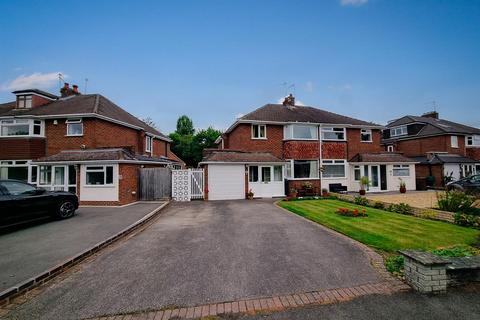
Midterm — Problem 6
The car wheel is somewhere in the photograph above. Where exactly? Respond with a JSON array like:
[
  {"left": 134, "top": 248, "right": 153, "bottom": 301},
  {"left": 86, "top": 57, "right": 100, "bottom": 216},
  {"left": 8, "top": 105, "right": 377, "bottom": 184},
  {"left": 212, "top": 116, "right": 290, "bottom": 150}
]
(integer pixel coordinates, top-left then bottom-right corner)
[{"left": 57, "top": 200, "right": 76, "bottom": 219}]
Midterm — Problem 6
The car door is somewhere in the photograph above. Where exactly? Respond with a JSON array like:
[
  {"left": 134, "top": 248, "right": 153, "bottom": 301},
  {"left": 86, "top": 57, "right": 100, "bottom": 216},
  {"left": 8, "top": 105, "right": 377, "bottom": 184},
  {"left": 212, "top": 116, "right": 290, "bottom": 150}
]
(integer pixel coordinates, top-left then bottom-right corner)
[
  {"left": 1, "top": 181, "right": 53, "bottom": 221},
  {"left": 0, "top": 185, "right": 16, "bottom": 226}
]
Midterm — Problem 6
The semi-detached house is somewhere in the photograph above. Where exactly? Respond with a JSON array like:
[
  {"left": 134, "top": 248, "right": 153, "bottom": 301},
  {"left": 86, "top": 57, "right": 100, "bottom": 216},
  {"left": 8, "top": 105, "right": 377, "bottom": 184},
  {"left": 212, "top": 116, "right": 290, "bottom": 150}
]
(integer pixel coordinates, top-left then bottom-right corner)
[
  {"left": 200, "top": 95, "right": 417, "bottom": 200},
  {"left": 0, "top": 84, "right": 184, "bottom": 206}
]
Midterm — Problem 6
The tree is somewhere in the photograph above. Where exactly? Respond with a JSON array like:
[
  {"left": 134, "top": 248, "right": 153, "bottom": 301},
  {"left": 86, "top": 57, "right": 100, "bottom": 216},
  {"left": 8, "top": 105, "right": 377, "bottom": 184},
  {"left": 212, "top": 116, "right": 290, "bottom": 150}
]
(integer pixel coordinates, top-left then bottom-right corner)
[
  {"left": 176, "top": 115, "right": 195, "bottom": 136},
  {"left": 140, "top": 117, "right": 158, "bottom": 129},
  {"left": 192, "top": 127, "right": 223, "bottom": 165}
]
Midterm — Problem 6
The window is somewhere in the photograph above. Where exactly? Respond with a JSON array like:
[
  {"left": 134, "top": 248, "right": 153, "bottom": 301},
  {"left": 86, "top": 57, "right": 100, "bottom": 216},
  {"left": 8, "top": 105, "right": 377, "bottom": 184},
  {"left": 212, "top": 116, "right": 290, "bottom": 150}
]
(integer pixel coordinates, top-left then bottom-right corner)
[
  {"left": 274, "top": 166, "right": 283, "bottom": 181},
  {"left": 387, "top": 145, "right": 394, "bottom": 152},
  {"left": 284, "top": 124, "right": 318, "bottom": 140},
  {"left": 321, "top": 127, "right": 345, "bottom": 141},
  {"left": 390, "top": 126, "right": 407, "bottom": 137},
  {"left": 0, "top": 119, "right": 43, "bottom": 137},
  {"left": 293, "top": 160, "right": 319, "bottom": 179},
  {"left": 249, "top": 166, "right": 258, "bottom": 182},
  {"left": 66, "top": 119, "right": 83, "bottom": 136},
  {"left": 322, "top": 160, "right": 346, "bottom": 178},
  {"left": 39, "top": 166, "right": 52, "bottom": 184},
  {"left": 0, "top": 160, "right": 29, "bottom": 181},
  {"left": 285, "top": 161, "right": 292, "bottom": 178},
  {"left": 360, "top": 129, "right": 372, "bottom": 142},
  {"left": 354, "top": 166, "right": 361, "bottom": 181},
  {"left": 2, "top": 181, "right": 36, "bottom": 196},
  {"left": 145, "top": 136, "right": 153, "bottom": 152},
  {"left": 261, "top": 167, "right": 271, "bottom": 182},
  {"left": 251, "top": 124, "right": 266, "bottom": 139},
  {"left": 392, "top": 165, "right": 410, "bottom": 176},
  {"left": 85, "top": 165, "right": 114, "bottom": 186},
  {"left": 467, "top": 135, "right": 480, "bottom": 147},
  {"left": 17, "top": 95, "right": 32, "bottom": 109},
  {"left": 451, "top": 136, "right": 458, "bottom": 148}
]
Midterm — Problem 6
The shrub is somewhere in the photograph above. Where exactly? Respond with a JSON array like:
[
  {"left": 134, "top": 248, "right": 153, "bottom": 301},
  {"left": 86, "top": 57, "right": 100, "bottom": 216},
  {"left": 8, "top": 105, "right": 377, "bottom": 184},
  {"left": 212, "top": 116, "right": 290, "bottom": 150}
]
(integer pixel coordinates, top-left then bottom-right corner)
[
  {"left": 354, "top": 196, "right": 369, "bottom": 206},
  {"left": 454, "top": 213, "right": 480, "bottom": 228},
  {"left": 385, "top": 255, "right": 404, "bottom": 274},
  {"left": 373, "top": 201, "right": 385, "bottom": 209},
  {"left": 431, "top": 245, "right": 480, "bottom": 257},
  {"left": 437, "top": 191, "right": 474, "bottom": 213},
  {"left": 419, "top": 210, "right": 438, "bottom": 220},
  {"left": 387, "top": 203, "right": 413, "bottom": 215}
]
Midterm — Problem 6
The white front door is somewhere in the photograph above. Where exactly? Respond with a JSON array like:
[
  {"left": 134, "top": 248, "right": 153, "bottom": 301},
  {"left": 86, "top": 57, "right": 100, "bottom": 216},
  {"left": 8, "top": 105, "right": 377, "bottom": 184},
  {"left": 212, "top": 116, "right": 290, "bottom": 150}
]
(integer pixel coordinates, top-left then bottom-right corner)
[
  {"left": 363, "top": 165, "right": 381, "bottom": 192},
  {"left": 248, "top": 165, "right": 285, "bottom": 198}
]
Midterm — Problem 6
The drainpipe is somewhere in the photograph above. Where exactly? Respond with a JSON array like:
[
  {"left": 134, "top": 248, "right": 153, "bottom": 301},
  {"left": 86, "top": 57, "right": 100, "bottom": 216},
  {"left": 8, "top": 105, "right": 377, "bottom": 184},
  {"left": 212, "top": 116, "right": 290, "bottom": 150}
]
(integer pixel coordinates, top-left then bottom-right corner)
[{"left": 318, "top": 124, "right": 323, "bottom": 193}]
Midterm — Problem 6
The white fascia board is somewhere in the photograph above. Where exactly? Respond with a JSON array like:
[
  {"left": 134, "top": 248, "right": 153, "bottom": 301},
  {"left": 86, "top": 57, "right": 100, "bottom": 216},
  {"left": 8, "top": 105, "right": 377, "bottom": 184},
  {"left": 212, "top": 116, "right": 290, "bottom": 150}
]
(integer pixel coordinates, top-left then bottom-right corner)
[
  {"left": 32, "top": 159, "right": 171, "bottom": 165},
  {"left": 349, "top": 161, "right": 419, "bottom": 165},
  {"left": 199, "top": 161, "right": 286, "bottom": 165}
]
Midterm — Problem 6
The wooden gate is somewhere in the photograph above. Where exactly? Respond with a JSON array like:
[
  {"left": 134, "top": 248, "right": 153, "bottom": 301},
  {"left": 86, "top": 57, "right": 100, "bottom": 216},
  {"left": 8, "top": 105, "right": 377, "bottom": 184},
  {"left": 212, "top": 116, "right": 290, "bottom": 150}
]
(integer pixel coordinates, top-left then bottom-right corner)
[
  {"left": 138, "top": 167, "right": 172, "bottom": 201},
  {"left": 172, "top": 169, "right": 204, "bottom": 201}
]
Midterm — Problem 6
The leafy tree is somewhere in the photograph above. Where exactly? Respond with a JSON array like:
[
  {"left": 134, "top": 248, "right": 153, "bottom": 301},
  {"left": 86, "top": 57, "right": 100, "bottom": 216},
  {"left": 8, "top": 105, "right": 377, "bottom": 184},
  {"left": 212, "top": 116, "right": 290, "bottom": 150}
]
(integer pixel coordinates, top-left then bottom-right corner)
[
  {"left": 176, "top": 115, "right": 195, "bottom": 136},
  {"left": 140, "top": 117, "right": 158, "bottom": 129},
  {"left": 192, "top": 127, "right": 223, "bottom": 165}
]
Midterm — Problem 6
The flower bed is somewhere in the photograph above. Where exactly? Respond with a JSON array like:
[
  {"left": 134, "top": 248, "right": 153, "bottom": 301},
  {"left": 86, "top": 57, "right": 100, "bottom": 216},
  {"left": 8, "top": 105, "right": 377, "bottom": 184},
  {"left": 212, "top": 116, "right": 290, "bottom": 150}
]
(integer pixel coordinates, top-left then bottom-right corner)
[{"left": 336, "top": 207, "right": 368, "bottom": 217}]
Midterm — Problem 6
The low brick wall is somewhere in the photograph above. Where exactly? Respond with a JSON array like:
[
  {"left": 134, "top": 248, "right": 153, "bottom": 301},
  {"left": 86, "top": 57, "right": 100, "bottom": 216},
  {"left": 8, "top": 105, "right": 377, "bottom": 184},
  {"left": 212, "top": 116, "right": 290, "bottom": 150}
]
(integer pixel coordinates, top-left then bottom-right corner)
[
  {"left": 400, "top": 250, "right": 449, "bottom": 293},
  {"left": 330, "top": 192, "right": 455, "bottom": 223}
]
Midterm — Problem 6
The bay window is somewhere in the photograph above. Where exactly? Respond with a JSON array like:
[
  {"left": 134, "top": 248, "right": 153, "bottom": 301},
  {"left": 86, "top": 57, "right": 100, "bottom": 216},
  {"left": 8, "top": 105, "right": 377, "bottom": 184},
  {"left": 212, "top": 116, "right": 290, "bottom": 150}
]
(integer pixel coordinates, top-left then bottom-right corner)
[
  {"left": 321, "top": 127, "right": 345, "bottom": 141},
  {"left": 291, "top": 160, "right": 319, "bottom": 179},
  {"left": 360, "top": 129, "right": 372, "bottom": 142},
  {"left": 66, "top": 119, "right": 83, "bottom": 136},
  {"left": 86, "top": 165, "right": 114, "bottom": 186},
  {"left": 392, "top": 165, "right": 410, "bottom": 176},
  {"left": 321, "top": 160, "right": 346, "bottom": 178},
  {"left": 284, "top": 124, "right": 318, "bottom": 140},
  {"left": 0, "top": 119, "right": 44, "bottom": 137}
]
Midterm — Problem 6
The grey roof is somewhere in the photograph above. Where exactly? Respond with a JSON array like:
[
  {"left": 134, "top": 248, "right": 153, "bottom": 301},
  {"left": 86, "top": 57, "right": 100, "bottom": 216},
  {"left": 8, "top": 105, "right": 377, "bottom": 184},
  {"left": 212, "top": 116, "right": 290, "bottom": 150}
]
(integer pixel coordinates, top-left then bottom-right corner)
[
  {"left": 202, "top": 150, "right": 283, "bottom": 163},
  {"left": 33, "top": 148, "right": 175, "bottom": 164},
  {"left": 238, "top": 104, "right": 380, "bottom": 127},
  {"left": 412, "top": 154, "right": 477, "bottom": 165},
  {"left": 0, "top": 94, "right": 169, "bottom": 140},
  {"left": 12, "top": 89, "right": 58, "bottom": 99},
  {"left": 349, "top": 153, "right": 416, "bottom": 163},
  {"left": 387, "top": 115, "right": 480, "bottom": 137}
]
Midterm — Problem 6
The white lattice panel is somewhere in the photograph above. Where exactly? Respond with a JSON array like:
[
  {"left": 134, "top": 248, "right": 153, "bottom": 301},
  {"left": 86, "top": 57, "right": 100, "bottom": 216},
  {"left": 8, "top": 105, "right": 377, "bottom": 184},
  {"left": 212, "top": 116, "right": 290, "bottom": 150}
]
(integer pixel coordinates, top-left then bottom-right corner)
[{"left": 172, "top": 170, "right": 191, "bottom": 201}]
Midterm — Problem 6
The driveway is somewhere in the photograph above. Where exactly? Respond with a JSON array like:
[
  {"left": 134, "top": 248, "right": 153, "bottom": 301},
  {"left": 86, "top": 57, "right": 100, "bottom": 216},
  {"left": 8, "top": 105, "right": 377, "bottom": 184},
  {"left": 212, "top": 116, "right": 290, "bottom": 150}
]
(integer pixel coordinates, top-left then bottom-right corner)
[
  {"left": 0, "top": 202, "right": 164, "bottom": 292},
  {"left": 5, "top": 200, "right": 381, "bottom": 320},
  {"left": 366, "top": 190, "right": 441, "bottom": 208}
]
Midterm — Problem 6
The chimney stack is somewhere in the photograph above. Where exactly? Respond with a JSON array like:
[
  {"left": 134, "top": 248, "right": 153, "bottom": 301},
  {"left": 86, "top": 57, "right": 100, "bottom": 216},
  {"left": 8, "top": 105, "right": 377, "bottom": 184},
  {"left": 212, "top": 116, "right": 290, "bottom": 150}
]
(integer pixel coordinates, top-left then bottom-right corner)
[
  {"left": 422, "top": 111, "right": 439, "bottom": 119},
  {"left": 282, "top": 94, "right": 295, "bottom": 108},
  {"left": 60, "top": 82, "right": 81, "bottom": 97},
  {"left": 72, "top": 84, "right": 79, "bottom": 94}
]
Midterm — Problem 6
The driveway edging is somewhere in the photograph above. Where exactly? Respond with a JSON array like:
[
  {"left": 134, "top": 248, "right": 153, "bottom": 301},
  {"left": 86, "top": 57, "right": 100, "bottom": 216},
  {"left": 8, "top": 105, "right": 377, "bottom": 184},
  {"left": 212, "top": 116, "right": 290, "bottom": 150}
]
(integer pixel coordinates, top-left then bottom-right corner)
[{"left": 0, "top": 201, "right": 170, "bottom": 307}]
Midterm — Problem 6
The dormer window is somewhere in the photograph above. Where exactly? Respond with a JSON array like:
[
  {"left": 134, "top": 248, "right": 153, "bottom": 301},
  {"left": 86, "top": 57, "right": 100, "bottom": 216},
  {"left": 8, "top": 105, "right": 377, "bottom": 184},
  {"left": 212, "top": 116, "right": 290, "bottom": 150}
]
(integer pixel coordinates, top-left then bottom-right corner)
[
  {"left": 390, "top": 125, "right": 407, "bottom": 137},
  {"left": 66, "top": 119, "right": 83, "bottom": 136},
  {"left": 17, "top": 95, "right": 32, "bottom": 109}
]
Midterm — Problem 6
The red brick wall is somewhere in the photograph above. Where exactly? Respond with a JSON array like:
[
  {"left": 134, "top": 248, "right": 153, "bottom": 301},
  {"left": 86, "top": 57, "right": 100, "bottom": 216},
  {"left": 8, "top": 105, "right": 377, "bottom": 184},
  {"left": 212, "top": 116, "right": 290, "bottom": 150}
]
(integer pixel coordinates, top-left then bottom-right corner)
[
  {"left": 323, "top": 142, "right": 347, "bottom": 159},
  {"left": 153, "top": 139, "right": 168, "bottom": 158},
  {"left": 0, "top": 137, "right": 46, "bottom": 159},
  {"left": 94, "top": 119, "right": 140, "bottom": 152},
  {"left": 284, "top": 141, "right": 319, "bottom": 159},
  {"left": 347, "top": 129, "right": 382, "bottom": 158},
  {"left": 45, "top": 118, "right": 97, "bottom": 155},
  {"left": 415, "top": 163, "right": 444, "bottom": 189},
  {"left": 396, "top": 135, "right": 466, "bottom": 157},
  {"left": 225, "top": 124, "right": 284, "bottom": 158},
  {"left": 118, "top": 164, "right": 139, "bottom": 205},
  {"left": 31, "top": 95, "right": 52, "bottom": 108},
  {"left": 466, "top": 147, "right": 480, "bottom": 161},
  {"left": 287, "top": 179, "right": 321, "bottom": 196}
]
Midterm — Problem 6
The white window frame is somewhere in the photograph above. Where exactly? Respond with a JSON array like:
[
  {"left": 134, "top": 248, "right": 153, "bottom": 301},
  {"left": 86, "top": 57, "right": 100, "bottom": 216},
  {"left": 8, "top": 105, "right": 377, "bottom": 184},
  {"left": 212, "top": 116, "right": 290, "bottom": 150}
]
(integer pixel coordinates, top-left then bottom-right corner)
[
  {"left": 321, "top": 127, "right": 346, "bottom": 141},
  {"left": 283, "top": 124, "right": 318, "bottom": 140},
  {"left": 286, "top": 159, "right": 319, "bottom": 180},
  {"left": 66, "top": 118, "right": 83, "bottom": 136},
  {"left": 390, "top": 125, "right": 407, "bottom": 137},
  {"left": 466, "top": 135, "right": 480, "bottom": 147},
  {"left": 251, "top": 124, "right": 267, "bottom": 139},
  {"left": 0, "top": 159, "right": 31, "bottom": 181},
  {"left": 0, "top": 119, "right": 44, "bottom": 137},
  {"left": 360, "top": 129, "right": 372, "bottom": 142},
  {"left": 85, "top": 165, "right": 114, "bottom": 187},
  {"left": 451, "top": 135, "right": 458, "bottom": 148},
  {"left": 387, "top": 145, "right": 394, "bottom": 152},
  {"left": 321, "top": 159, "right": 346, "bottom": 179},
  {"left": 145, "top": 135, "right": 153, "bottom": 152},
  {"left": 17, "top": 95, "right": 32, "bottom": 109},
  {"left": 354, "top": 165, "right": 361, "bottom": 181},
  {"left": 392, "top": 164, "right": 410, "bottom": 177}
]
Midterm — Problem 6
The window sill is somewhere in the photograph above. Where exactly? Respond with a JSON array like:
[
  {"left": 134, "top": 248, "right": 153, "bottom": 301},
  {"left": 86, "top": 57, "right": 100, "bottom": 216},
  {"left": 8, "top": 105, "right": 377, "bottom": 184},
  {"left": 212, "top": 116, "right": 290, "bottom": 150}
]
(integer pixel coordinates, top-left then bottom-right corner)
[
  {"left": 360, "top": 141, "right": 373, "bottom": 143},
  {"left": 65, "top": 134, "right": 84, "bottom": 137},
  {"left": 84, "top": 184, "right": 115, "bottom": 188},
  {"left": 251, "top": 137, "right": 267, "bottom": 140},
  {"left": 466, "top": 145, "right": 480, "bottom": 148},
  {"left": 0, "top": 135, "right": 45, "bottom": 138},
  {"left": 283, "top": 139, "right": 318, "bottom": 141},
  {"left": 322, "top": 139, "right": 346, "bottom": 142},
  {"left": 322, "top": 176, "right": 348, "bottom": 180},
  {"left": 286, "top": 178, "right": 320, "bottom": 181}
]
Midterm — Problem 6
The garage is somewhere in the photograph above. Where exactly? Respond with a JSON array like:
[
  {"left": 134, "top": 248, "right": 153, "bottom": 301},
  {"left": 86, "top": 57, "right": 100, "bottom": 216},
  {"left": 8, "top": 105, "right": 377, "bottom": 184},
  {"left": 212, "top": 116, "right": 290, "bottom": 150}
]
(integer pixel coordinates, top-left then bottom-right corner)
[{"left": 207, "top": 164, "right": 245, "bottom": 200}]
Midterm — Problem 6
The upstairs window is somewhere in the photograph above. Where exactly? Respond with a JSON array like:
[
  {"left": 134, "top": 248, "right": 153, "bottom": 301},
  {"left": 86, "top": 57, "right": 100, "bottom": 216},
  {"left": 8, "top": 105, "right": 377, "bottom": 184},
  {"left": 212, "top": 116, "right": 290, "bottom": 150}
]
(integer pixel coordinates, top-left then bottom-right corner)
[
  {"left": 467, "top": 135, "right": 480, "bottom": 146},
  {"left": 360, "top": 129, "right": 372, "bottom": 142},
  {"left": 390, "top": 125, "right": 407, "bottom": 137},
  {"left": 451, "top": 135, "right": 458, "bottom": 148},
  {"left": 0, "top": 119, "right": 44, "bottom": 137},
  {"left": 17, "top": 95, "right": 32, "bottom": 109},
  {"left": 251, "top": 124, "right": 266, "bottom": 139},
  {"left": 321, "top": 127, "right": 346, "bottom": 141},
  {"left": 145, "top": 136, "right": 153, "bottom": 152},
  {"left": 284, "top": 124, "right": 318, "bottom": 140},
  {"left": 66, "top": 119, "right": 83, "bottom": 136}
]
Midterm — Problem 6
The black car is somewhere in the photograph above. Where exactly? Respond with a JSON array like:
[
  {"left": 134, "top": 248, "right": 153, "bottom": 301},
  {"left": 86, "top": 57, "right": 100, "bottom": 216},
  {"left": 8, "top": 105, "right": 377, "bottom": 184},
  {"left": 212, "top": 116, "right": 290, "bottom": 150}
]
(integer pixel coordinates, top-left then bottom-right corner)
[
  {"left": 0, "top": 180, "right": 79, "bottom": 228},
  {"left": 446, "top": 174, "right": 480, "bottom": 194}
]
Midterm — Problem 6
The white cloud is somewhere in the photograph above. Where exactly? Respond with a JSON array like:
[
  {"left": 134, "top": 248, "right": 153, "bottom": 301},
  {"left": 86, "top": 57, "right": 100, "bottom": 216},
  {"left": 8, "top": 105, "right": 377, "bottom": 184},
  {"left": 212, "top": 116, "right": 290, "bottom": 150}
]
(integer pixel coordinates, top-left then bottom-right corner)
[
  {"left": 340, "top": 0, "right": 368, "bottom": 6},
  {"left": 1, "top": 72, "right": 66, "bottom": 91},
  {"left": 305, "top": 81, "right": 314, "bottom": 92}
]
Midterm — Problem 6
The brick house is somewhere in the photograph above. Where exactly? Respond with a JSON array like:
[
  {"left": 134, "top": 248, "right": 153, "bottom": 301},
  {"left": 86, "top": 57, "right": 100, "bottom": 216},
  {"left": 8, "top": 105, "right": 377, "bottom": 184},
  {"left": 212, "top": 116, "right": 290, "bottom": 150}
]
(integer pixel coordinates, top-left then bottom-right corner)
[
  {"left": 382, "top": 111, "right": 480, "bottom": 188},
  {"left": 0, "top": 84, "right": 184, "bottom": 206},
  {"left": 200, "top": 95, "right": 416, "bottom": 200}
]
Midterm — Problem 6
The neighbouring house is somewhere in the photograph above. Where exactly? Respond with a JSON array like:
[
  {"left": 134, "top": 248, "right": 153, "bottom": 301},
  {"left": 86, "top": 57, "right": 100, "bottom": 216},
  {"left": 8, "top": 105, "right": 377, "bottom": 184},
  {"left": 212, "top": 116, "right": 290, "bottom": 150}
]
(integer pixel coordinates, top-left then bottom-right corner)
[
  {"left": 199, "top": 94, "right": 417, "bottom": 200},
  {"left": 0, "top": 84, "right": 184, "bottom": 205},
  {"left": 382, "top": 111, "right": 480, "bottom": 189}
]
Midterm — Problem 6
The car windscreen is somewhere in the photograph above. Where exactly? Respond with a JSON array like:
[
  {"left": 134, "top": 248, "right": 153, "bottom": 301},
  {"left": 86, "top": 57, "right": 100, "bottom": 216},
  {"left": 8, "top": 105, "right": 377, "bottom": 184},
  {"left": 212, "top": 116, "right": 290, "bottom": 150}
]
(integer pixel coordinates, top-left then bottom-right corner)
[{"left": 1, "top": 181, "right": 37, "bottom": 196}]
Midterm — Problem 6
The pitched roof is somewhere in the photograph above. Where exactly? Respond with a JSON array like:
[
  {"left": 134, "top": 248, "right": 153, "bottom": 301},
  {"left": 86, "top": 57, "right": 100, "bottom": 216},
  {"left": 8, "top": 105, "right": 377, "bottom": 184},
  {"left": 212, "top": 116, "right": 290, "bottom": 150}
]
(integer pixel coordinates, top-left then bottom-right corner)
[
  {"left": 236, "top": 104, "right": 381, "bottom": 127},
  {"left": 0, "top": 94, "right": 169, "bottom": 141},
  {"left": 201, "top": 150, "right": 283, "bottom": 163},
  {"left": 412, "top": 154, "right": 478, "bottom": 165},
  {"left": 12, "top": 89, "right": 58, "bottom": 99},
  {"left": 33, "top": 148, "right": 175, "bottom": 164},
  {"left": 349, "top": 153, "right": 417, "bottom": 163},
  {"left": 386, "top": 115, "right": 480, "bottom": 137}
]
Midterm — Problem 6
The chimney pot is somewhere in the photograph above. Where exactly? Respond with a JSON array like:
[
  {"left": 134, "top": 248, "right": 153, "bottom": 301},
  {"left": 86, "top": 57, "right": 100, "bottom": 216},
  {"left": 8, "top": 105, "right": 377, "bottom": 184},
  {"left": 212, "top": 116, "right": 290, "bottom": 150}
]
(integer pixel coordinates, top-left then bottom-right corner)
[
  {"left": 422, "top": 111, "right": 439, "bottom": 119},
  {"left": 282, "top": 94, "right": 295, "bottom": 108},
  {"left": 72, "top": 85, "right": 78, "bottom": 93}
]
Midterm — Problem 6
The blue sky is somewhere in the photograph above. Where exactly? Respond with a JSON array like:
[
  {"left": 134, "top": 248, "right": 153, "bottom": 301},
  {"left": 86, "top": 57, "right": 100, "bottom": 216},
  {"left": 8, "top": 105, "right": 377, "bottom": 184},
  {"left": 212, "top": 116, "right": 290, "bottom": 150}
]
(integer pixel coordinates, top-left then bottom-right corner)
[{"left": 0, "top": 0, "right": 479, "bottom": 133}]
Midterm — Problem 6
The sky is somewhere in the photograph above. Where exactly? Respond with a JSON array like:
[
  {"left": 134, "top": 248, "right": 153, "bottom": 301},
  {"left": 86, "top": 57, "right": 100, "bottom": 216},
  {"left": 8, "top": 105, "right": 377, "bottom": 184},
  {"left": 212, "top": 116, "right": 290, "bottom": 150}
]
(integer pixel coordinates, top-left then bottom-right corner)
[{"left": 0, "top": 0, "right": 479, "bottom": 134}]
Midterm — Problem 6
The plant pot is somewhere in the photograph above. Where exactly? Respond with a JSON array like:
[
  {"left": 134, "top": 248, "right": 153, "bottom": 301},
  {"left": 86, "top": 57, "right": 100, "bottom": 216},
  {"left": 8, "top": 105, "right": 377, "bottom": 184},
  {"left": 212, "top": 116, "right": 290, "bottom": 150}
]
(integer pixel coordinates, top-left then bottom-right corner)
[
  {"left": 359, "top": 189, "right": 366, "bottom": 196},
  {"left": 400, "top": 187, "right": 406, "bottom": 194}
]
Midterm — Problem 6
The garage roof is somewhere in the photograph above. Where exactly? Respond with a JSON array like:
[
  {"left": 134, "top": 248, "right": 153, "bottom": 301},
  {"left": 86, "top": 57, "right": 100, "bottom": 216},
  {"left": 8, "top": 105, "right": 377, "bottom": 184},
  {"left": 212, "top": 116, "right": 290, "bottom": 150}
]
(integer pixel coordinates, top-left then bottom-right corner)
[
  {"left": 349, "top": 153, "right": 417, "bottom": 163},
  {"left": 201, "top": 150, "right": 283, "bottom": 164}
]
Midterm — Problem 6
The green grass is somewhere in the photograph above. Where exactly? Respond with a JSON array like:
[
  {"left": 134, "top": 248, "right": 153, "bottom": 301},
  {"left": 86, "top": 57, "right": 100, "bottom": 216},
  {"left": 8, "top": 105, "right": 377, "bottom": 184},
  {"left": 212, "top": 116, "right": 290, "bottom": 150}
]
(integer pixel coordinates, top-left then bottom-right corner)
[{"left": 279, "top": 199, "right": 480, "bottom": 253}]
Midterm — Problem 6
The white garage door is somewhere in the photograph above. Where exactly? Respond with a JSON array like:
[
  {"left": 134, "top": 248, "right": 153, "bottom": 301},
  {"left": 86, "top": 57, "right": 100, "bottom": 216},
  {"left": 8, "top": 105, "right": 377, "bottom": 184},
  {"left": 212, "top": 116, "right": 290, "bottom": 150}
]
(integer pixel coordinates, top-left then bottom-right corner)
[{"left": 208, "top": 164, "right": 245, "bottom": 200}]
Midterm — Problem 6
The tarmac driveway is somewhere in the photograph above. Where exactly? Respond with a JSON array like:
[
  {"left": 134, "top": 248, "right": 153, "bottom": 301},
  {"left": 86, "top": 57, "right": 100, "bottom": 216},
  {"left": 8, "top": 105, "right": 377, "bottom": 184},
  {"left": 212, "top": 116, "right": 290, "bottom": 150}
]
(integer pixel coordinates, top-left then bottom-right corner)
[
  {"left": 0, "top": 202, "right": 164, "bottom": 292},
  {"left": 6, "top": 199, "right": 381, "bottom": 320}
]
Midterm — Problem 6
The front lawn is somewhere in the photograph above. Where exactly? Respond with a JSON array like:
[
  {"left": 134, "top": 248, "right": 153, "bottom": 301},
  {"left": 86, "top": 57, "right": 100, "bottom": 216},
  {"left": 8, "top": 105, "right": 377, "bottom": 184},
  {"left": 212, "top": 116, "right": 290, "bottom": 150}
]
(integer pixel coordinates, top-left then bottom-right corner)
[{"left": 279, "top": 199, "right": 480, "bottom": 253}]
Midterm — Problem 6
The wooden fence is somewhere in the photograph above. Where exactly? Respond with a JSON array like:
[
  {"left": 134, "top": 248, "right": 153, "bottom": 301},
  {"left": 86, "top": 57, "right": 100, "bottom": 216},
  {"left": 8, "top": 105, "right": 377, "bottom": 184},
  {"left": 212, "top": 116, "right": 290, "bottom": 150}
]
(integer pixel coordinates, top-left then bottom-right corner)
[{"left": 139, "top": 167, "right": 172, "bottom": 200}]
